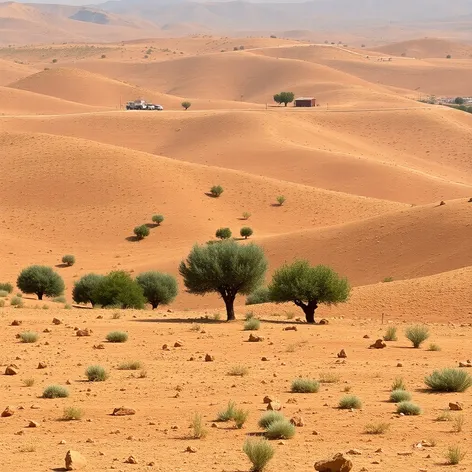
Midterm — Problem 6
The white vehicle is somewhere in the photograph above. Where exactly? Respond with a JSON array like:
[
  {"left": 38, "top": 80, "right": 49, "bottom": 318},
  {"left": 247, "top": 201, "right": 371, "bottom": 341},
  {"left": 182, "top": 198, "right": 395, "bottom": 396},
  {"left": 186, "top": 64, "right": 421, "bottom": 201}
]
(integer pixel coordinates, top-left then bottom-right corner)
[{"left": 126, "top": 100, "right": 164, "bottom": 111}]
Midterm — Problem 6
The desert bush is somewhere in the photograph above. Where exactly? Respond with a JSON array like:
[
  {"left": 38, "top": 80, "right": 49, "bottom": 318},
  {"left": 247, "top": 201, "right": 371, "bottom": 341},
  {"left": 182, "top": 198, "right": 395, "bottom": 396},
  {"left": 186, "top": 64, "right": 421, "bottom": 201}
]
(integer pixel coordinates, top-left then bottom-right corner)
[
  {"left": 190, "top": 413, "right": 207, "bottom": 438},
  {"left": 73, "top": 273, "right": 104, "bottom": 307},
  {"left": 391, "top": 377, "right": 406, "bottom": 391},
  {"left": 53, "top": 296, "right": 67, "bottom": 303},
  {"left": 428, "top": 343, "right": 441, "bottom": 351},
  {"left": 339, "top": 395, "right": 362, "bottom": 409},
  {"left": 273, "top": 92, "right": 294, "bottom": 107},
  {"left": 215, "top": 227, "right": 232, "bottom": 240},
  {"left": 0, "top": 290, "right": 8, "bottom": 298},
  {"left": 382, "top": 276, "right": 394, "bottom": 282},
  {"left": 0, "top": 300, "right": 4, "bottom": 307},
  {"left": 52, "top": 58, "right": 57, "bottom": 63},
  {"left": 10, "top": 296, "right": 24, "bottom": 307},
  {"left": 43, "top": 385, "right": 69, "bottom": 398},
  {"left": 106, "top": 331, "right": 128, "bottom": 343},
  {"left": 258, "top": 411, "right": 285, "bottom": 429},
  {"left": 276, "top": 195, "right": 286, "bottom": 206},
  {"left": 152, "top": 214, "right": 164, "bottom": 226},
  {"left": 291, "top": 378, "right": 320, "bottom": 393},
  {"left": 396, "top": 401, "right": 421, "bottom": 415},
  {"left": 62, "top": 255, "right": 75, "bottom": 266},
  {"left": 190, "top": 323, "right": 201, "bottom": 332},
  {"left": 101, "top": 54, "right": 106, "bottom": 59},
  {"left": 245, "top": 311, "right": 255, "bottom": 320},
  {"left": 228, "top": 365, "right": 250, "bottom": 376},
  {"left": 405, "top": 324, "right": 430, "bottom": 348},
  {"left": 0, "top": 282, "right": 13, "bottom": 293},
  {"left": 179, "top": 240, "right": 267, "bottom": 321},
  {"left": 136, "top": 271, "right": 178, "bottom": 309},
  {"left": 364, "top": 422, "right": 390, "bottom": 434},
  {"left": 246, "top": 286, "right": 270, "bottom": 305},
  {"left": 436, "top": 411, "right": 452, "bottom": 422},
  {"left": 234, "top": 408, "right": 249, "bottom": 429},
  {"left": 23, "top": 378, "right": 35, "bottom": 387},
  {"left": 240, "top": 227, "right": 253, "bottom": 239},
  {"left": 424, "top": 368, "right": 472, "bottom": 392},
  {"left": 383, "top": 326, "right": 398, "bottom": 341},
  {"left": 265, "top": 419, "right": 296, "bottom": 439},
  {"left": 181, "top": 101, "right": 192, "bottom": 110},
  {"left": 244, "top": 317, "right": 261, "bottom": 331},
  {"left": 210, "top": 185, "right": 224, "bottom": 197},
  {"left": 62, "top": 406, "right": 83, "bottom": 421},
  {"left": 93, "top": 271, "right": 145, "bottom": 309},
  {"left": 118, "top": 360, "right": 142, "bottom": 370},
  {"left": 17, "top": 265, "right": 65, "bottom": 300},
  {"left": 243, "top": 438, "right": 274, "bottom": 472},
  {"left": 452, "top": 414, "right": 465, "bottom": 433},
  {"left": 64, "top": 304, "right": 72, "bottom": 309},
  {"left": 242, "top": 212, "right": 251, "bottom": 220},
  {"left": 85, "top": 365, "right": 109, "bottom": 381},
  {"left": 20, "top": 331, "right": 38, "bottom": 343},
  {"left": 319, "top": 372, "right": 340, "bottom": 384},
  {"left": 446, "top": 446, "right": 465, "bottom": 465},
  {"left": 217, "top": 401, "right": 236, "bottom": 422},
  {"left": 390, "top": 389, "right": 412, "bottom": 403},
  {"left": 134, "top": 224, "right": 150, "bottom": 240},
  {"left": 269, "top": 260, "right": 350, "bottom": 323}
]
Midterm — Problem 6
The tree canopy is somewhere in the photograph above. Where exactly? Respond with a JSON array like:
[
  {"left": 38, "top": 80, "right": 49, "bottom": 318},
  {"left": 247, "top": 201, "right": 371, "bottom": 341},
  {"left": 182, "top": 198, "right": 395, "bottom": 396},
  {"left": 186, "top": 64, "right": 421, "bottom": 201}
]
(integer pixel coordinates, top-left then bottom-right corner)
[
  {"left": 268, "top": 260, "right": 350, "bottom": 323},
  {"left": 17, "top": 265, "right": 65, "bottom": 300},
  {"left": 136, "top": 271, "right": 178, "bottom": 309},
  {"left": 72, "top": 273, "right": 104, "bottom": 307},
  {"left": 274, "top": 92, "right": 295, "bottom": 107},
  {"left": 179, "top": 240, "right": 268, "bottom": 320},
  {"left": 93, "top": 271, "right": 145, "bottom": 309}
]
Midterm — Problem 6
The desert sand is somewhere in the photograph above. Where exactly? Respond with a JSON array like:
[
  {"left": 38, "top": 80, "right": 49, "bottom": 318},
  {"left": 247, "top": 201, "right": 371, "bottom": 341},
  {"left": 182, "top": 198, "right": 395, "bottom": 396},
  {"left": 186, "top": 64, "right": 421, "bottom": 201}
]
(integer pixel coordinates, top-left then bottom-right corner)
[{"left": 1, "top": 26, "right": 472, "bottom": 472}]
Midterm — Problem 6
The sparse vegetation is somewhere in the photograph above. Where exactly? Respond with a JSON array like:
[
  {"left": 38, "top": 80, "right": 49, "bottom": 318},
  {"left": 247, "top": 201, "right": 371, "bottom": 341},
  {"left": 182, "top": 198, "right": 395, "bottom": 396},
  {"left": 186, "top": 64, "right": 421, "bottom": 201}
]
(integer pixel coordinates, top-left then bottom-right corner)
[
  {"left": 43, "top": 385, "right": 69, "bottom": 398},
  {"left": 273, "top": 91, "right": 295, "bottom": 107},
  {"left": 20, "top": 331, "right": 39, "bottom": 343},
  {"left": 276, "top": 195, "right": 286, "bottom": 206},
  {"left": 405, "top": 324, "right": 430, "bottom": 348},
  {"left": 17, "top": 265, "right": 65, "bottom": 300},
  {"left": 217, "top": 401, "right": 236, "bottom": 422},
  {"left": 390, "top": 389, "right": 412, "bottom": 403},
  {"left": 106, "top": 331, "right": 129, "bottom": 343},
  {"left": 215, "top": 227, "right": 232, "bottom": 240},
  {"left": 382, "top": 276, "right": 394, "bottom": 282},
  {"left": 0, "top": 282, "right": 13, "bottom": 293},
  {"left": 244, "top": 317, "right": 261, "bottom": 331},
  {"left": 428, "top": 343, "right": 441, "bottom": 351},
  {"left": 72, "top": 273, "right": 104, "bottom": 307},
  {"left": 61, "top": 254, "right": 75, "bottom": 266},
  {"left": 62, "top": 406, "right": 83, "bottom": 421},
  {"left": 233, "top": 408, "right": 249, "bottom": 428},
  {"left": 258, "top": 411, "right": 285, "bottom": 429},
  {"left": 228, "top": 365, "right": 250, "bottom": 376},
  {"left": 265, "top": 419, "right": 296, "bottom": 439},
  {"left": 0, "top": 290, "right": 8, "bottom": 298},
  {"left": 240, "top": 227, "right": 253, "bottom": 239},
  {"left": 134, "top": 224, "right": 150, "bottom": 240},
  {"left": 291, "top": 378, "right": 320, "bottom": 393},
  {"left": 246, "top": 286, "right": 270, "bottom": 305},
  {"left": 93, "top": 271, "right": 145, "bottom": 309},
  {"left": 23, "top": 378, "right": 35, "bottom": 387},
  {"left": 339, "top": 395, "right": 362, "bottom": 409},
  {"left": 424, "top": 368, "right": 472, "bottom": 392},
  {"left": 210, "top": 185, "right": 224, "bottom": 197},
  {"left": 52, "top": 296, "right": 67, "bottom": 303},
  {"left": 396, "top": 401, "right": 421, "bottom": 415},
  {"left": 452, "top": 414, "right": 465, "bottom": 433},
  {"left": 436, "top": 411, "right": 452, "bottom": 422},
  {"left": 179, "top": 240, "right": 267, "bottom": 321},
  {"left": 152, "top": 214, "right": 164, "bottom": 226},
  {"left": 243, "top": 438, "right": 275, "bottom": 472},
  {"left": 364, "top": 422, "right": 390, "bottom": 434},
  {"left": 118, "top": 360, "right": 142, "bottom": 370},
  {"left": 268, "top": 260, "right": 350, "bottom": 323},
  {"left": 85, "top": 365, "right": 109, "bottom": 382},
  {"left": 10, "top": 296, "right": 24, "bottom": 307},
  {"left": 182, "top": 101, "right": 192, "bottom": 110},
  {"left": 319, "top": 372, "right": 340, "bottom": 384},
  {"left": 391, "top": 377, "right": 406, "bottom": 391},
  {"left": 136, "top": 271, "right": 178, "bottom": 309},
  {"left": 446, "top": 446, "right": 465, "bottom": 465},
  {"left": 242, "top": 212, "right": 251, "bottom": 220},
  {"left": 190, "top": 413, "right": 207, "bottom": 439},
  {"left": 384, "top": 326, "right": 398, "bottom": 341}
]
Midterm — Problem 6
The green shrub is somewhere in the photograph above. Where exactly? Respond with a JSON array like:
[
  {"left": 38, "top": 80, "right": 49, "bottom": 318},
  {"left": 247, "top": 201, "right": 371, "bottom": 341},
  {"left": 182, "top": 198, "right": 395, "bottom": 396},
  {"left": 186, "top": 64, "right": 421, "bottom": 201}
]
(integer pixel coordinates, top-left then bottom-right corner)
[
  {"left": 20, "top": 332, "right": 38, "bottom": 343},
  {"left": 17, "top": 265, "right": 65, "bottom": 300},
  {"left": 64, "top": 304, "right": 72, "bottom": 309},
  {"left": 244, "top": 317, "right": 261, "bottom": 330},
  {"left": 0, "top": 282, "right": 13, "bottom": 293},
  {"left": 93, "top": 271, "right": 145, "bottom": 309},
  {"left": 152, "top": 214, "right": 164, "bottom": 226},
  {"left": 339, "top": 395, "right": 362, "bottom": 409},
  {"left": 390, "top": 389, "right": 412, "bottom": 403},
  {"left": 217, "top": 401, "right": 236, "bottom": 422},
  {"left": 181, "top": 101, "right": 192, "bottom": 110},
  {"left": 106, "top": 331, "right": 128, "bottom": 343},
  {"left": 258, "top": 411, "right": 285, "bottom": 429},
  {"left": 364, "top": 422, "right": 390, "bottom": 434},
  {"left": 242, "top": 212, "right": 251, "bottom": 220},
  {"left": 428, "top": 343, "right": 441, "bottom": 351},
  {"left": 52, "top": 58, "right": 58, "bottom": 63},
  {"left": 118, "top": 360, "right": 142, "bottom": 370},
  {"left": 62, "top": 406, "right": 83, "bottom": 420},
  {"left": 405, "top": 324, "right": 430, "bottom": 348},
  {"left": 243, "top": 439, "right": 275, "bottom": 472},
  {"left": 452, "top": 414, "right": 465, "bottom": 433},
  {"left": 446, "top": 445, "right": 465, "bottom": 465},
  {"left": 276, "top": 195, "right": 286, "bottom": 206},
  {"left": 23, "top": 378, "right": 35, "bottom": 387},
  {"left": 53, "top": 296, "right": 67, "bottom": 303},
  {"left": 396, "top": 401, "right": 421, "bottom": 415},
  {"left": 136, "top": 271, "right": 178, "bottom": 309},
  {"left": 190, "top": 413, "right": 207, "bottom": 438},
  {"left": 85, "top": 365, "right": 109, "bottom": 382},
  {"left": 62, "top": 255, "right": 75, "bottom": 266},
  {"left": 424, "top": 368, "right": 472, "bottom": 392},
  {"left": 382, "top": 276, "right": 394, "bottom": 283},
  {"left": 43, "top": 385, "right": 69, "bottom": 398},
  {"left": 246, "top": 286, "right": 270, "bottom": 305},
  {"left": 215, "top": 227, "right": 232, "bottom": 240},
  {"left": 134, "top": 224, "right": 150, "bottom": 240},
  {"left": 0, "top": 290, "right": 8, "bottom": 298},
  {"left": 240, "top": 227, "right": 253, "bottom": 239},
  {"left": 391, "top": 377, "right": 406, "bottom": 391},
  {"left": 210, "top": 185, "right": 224, "bottom": 197},
  {"left": 291, "top": 378, "right": 320, "bottom": 393},
  {"left": 73, "top": 273, "right": 104, "bottom": 307},
  {"left": 383, "top": 326, "right": 398, "bottom": 341},
  {"left": 265, "top": 419, "right": 295, "bottom": 439},
  {"left": 228, "top": 365, "right": 250, "bottom": 376},
  {"left": 234, "top": 408, "right": 249, "bottom": 429}
]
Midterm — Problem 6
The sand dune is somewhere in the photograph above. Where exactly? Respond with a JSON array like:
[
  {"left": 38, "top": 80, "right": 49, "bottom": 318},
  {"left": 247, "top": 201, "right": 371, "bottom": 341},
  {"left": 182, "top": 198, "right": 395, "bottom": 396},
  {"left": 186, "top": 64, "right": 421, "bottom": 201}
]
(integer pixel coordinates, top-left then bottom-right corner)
[{"left": 0, "top": 58, "right": 37, "bottom": 86}]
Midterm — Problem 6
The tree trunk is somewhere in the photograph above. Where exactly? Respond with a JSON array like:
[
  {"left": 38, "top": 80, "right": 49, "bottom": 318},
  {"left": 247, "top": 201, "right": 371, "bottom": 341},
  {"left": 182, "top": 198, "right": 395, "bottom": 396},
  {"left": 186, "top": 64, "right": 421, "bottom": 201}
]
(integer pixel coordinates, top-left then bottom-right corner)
[
  {"left": 295, "top": 300, "right": 318, "bottom": 324},
  {"left": 151, "top": 302, "right": 159, "bottom": 310},
  {"left": 37, "top": 292, "right": 43, "bottom": 300},
  {"left": 223, "top": 295, "right": 236, "bottom": 321}
]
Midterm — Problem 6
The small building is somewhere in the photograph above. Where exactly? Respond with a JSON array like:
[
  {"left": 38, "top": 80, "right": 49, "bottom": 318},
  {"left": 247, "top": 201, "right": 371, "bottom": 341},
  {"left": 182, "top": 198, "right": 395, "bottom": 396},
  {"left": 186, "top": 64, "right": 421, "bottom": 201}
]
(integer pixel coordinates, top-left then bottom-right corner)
[{"left": 294, "top": 97, "right": 316, "bottom": 107}]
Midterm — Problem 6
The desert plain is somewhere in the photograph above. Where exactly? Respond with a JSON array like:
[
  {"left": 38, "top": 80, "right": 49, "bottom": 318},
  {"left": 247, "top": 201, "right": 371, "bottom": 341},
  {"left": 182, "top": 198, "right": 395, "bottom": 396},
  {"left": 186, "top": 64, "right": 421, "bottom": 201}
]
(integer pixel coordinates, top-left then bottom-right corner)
[{"left": 1, "top": 3, "right": 472, "bottom": 470}]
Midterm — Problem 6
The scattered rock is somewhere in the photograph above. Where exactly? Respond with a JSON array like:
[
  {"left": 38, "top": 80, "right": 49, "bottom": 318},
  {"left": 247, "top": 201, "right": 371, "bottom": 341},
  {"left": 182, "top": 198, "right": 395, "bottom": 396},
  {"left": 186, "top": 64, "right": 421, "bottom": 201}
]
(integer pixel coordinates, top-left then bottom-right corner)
[
  {"left": 290, "top": 416, "right": 305, "bottom": 427},
  {"left": 204, "top": 354, "right": 214, "bottom": 362},
  {"left": 93, "top": 344, "right": 105, "bottom": 350},
  {"left": 397, "top": 451, "right": 413, "bottom": 456},
  {"left": 261, "top": 357, "right": 269, "bottom": 361},
  {"left": 185, "top": 446, "right": 197, "bottom": 453},
  {"left": 125, "top": 456, "right": 138, "bottom": 464},
  {"left": 43, "top": 328, "right": 52, "bottom": 333},
  {"left": 65, "top": 450, "right": 87, "bottom": 470},
  {"left": 1, "top": 407, "right": 14, "bottom": 417},
  {"left": 319, "top": 319, "right": 329, "bottom": 325},
  {"left": 162, "top": 344, "right": 170, "bottom": 351},
  {"left": 112, "top": 407, "right": 136, "bottom": 416},
  {"left": 283, "top": 326, "right": 297, "bottom": 331},
  {"left": 397, "top": 363, "right": 403, "bottom": 367},
  {"left": 449, "top": 402, "right": 463, "bottom": 411},
  {"left": 248, "top": 334, "right": 263, "bottom": 342},
  {"left": 52, "top": 318, "right": 62, "bottom": 325},
  {"left": 459, "top": 360, "right": 472, "bottom": 368},
  {"left": 337, "top": 349, "right": 347, "bottom": 359},
  {"left": 314, "top": 453, "right": 353, "bottom": 472},
  {"left": 30, "top": 404, "right": 40, "bottom": 409},
  {"left": 76, "top": 328, "right": 91, "bottom": 337},
  {"left": 5, "top": 366, "right": 18, "bottom": 375},
  {"left": 267, "top": 401, "right": 282, "bottom": 411},
  {"left": 263, "top": 395, "right": 274, "bottom": 404},
  {"left": 363, "top": 335, "right": 370, "bottom": 339},
  {"left": 174, "top": 340, "right": 184, "bottom": 348},
  {"left": 347, "top": 449, "right": 362, "bottom": 455},
  {"left": 37, "top": 362, "right": 47, "bottom": 369},
  {"left": 11, "top": 320, "right": 22, "bottom": 326},
  {"left": 369, "top": 339, "right": 387, "bottom": 349},
  {"left": 439, "top": 200, "right": 446, "bottom": 206},
  {"left": 27, "top": 420, "right": 40, "bottom": 428}
]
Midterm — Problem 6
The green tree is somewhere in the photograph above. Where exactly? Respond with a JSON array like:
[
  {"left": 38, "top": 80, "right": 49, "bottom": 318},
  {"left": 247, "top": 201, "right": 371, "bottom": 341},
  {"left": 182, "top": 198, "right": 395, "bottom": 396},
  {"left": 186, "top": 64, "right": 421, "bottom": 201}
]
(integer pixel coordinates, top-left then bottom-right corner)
[
  {"left": 17, "top": 265, "right": 65, "bottom": 300},
  {"left": 72, "top": 273, "right": 104, "bottom": 307},
  {"left": 268, "top": 261, "right": 350, "bottom": 323},
  {"left": 216, "top": 227, "right": 232, "bottom": 240},
  {"left": 152, "top": 214, "right": 164, "bottom": 226},
  {"left": 93, "top": 271, "right": 145, "bottom": 309},
  {"left": 274, "top": 92, "right": 294, "bottom": 107},
  {"left": 134, "top": 224, "right": 150, "bottom": 240},
  {"left": 240, "top": 227, "right": 253, "bottom": 239},
  {"left": 179, "top": 240, "right": 268, "bottom": 321},
  {"left": 455, "top": 97, "right": 465, "bottom": 105},
  {"left": 182, "top": 101, "right": 192, "bottom": 110},
  {"left": 136, "top": 271, "right": 178, "bottom": 309}
]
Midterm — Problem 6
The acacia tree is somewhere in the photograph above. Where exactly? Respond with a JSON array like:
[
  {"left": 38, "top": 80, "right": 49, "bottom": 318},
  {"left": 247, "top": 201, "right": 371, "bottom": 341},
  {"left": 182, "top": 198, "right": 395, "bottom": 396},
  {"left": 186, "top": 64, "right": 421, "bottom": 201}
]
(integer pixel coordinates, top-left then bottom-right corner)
[
  {"left": 268, "top": 260, "right": 350, "bottom": 324},
  {"left": 72, "top": 273, "right": 104, "bottom": 307},
  {"left": 93, "top": 271, "right": 145, "bottom": 309},
  {"left": 136, "top": 271, "right": 178, "bottom": 309},
  {"left": 179, "top": 240, "right": 268, "bottom": 321},
  {"left": 17, "top": 265, "right": 65, "bottom": 300},
  {"left": 273, "top": 92, "right": 294, "bottom": 107}
]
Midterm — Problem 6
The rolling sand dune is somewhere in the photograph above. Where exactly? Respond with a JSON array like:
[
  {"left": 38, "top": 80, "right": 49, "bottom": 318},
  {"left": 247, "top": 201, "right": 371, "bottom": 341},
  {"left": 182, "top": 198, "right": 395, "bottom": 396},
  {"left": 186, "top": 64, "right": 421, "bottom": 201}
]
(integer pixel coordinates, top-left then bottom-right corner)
[{"left": 0, "top": 58, "right": 37, "bottom": 85}]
